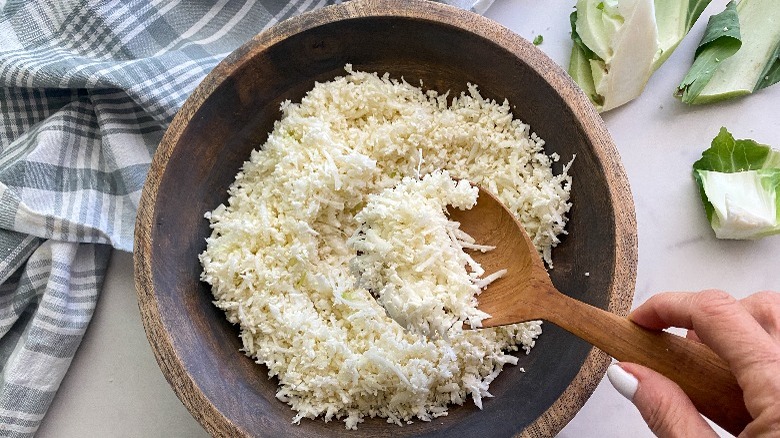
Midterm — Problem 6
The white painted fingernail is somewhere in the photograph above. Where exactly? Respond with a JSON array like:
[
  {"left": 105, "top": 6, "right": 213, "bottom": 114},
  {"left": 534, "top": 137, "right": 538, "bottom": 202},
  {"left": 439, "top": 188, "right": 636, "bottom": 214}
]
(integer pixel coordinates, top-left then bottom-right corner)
[{"left": 607, "top": 363, "right": 638, "bottom": 401}]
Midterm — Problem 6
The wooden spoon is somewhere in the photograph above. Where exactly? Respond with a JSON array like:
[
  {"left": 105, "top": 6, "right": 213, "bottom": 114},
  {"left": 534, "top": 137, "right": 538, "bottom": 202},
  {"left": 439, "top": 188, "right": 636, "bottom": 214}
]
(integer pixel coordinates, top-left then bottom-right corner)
[{"left": 448, "top": 186, "right": 752, "bottom": 436}]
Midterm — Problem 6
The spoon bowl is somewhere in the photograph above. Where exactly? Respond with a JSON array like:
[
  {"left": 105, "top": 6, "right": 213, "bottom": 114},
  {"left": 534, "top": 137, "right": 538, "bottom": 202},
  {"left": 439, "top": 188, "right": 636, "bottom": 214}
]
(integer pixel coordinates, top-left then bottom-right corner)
[{"left": 449, "top": 186, "right": 752, "bottom": 436}]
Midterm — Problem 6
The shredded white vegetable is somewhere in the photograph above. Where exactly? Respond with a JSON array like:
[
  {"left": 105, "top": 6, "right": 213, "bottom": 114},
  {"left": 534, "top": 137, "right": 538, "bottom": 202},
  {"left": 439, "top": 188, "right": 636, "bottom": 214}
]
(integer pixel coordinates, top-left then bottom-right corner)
[
  {"left": 350, "top": 170, "right": 504, "bottom": 338},
  {"left": 199, "top": 66, "right": 571, "bottom": 429}
]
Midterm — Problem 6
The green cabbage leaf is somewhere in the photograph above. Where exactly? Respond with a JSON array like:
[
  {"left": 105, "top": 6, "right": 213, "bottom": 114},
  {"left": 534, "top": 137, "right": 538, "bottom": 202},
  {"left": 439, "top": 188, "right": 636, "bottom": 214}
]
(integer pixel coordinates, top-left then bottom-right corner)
[
  {"left": 693, "top": 128, "right": 780, "bottom": 240},
  {"left": 676, "top": 0, "right": 780, "bottom": 104}
]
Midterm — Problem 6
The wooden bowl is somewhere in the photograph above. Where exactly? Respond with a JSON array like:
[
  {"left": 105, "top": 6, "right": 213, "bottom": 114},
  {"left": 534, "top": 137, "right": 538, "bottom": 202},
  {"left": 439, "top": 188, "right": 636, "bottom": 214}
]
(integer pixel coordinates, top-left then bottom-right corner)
[{"left": 134, "top": 1, "right": 638, "bottom": 436}]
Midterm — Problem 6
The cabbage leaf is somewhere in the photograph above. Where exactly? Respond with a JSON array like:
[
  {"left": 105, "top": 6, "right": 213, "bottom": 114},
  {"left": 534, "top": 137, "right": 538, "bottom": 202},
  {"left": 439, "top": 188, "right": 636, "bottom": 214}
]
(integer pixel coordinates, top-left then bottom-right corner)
[
  {"left": 677, "top": 0, "right": 780, "bottom": 104},
  {"left": 693, "top": 128, "right": 780, "bottom": 240},
  {"left": 569, "top": 0, "right": 713, "bottom": 112},
  {"left": 675, "top": 1, "right": 741, "bottom": 103}
]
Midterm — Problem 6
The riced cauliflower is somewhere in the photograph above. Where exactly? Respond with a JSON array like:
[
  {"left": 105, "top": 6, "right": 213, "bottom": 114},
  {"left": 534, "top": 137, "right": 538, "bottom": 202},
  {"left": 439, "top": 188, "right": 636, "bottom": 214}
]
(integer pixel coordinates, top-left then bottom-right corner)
[
  {"left": 349, "top": 170, "right": 504, "bottom": 338},
  {"left": 199, "top": 66, "right": 572, "bottom": 429}
]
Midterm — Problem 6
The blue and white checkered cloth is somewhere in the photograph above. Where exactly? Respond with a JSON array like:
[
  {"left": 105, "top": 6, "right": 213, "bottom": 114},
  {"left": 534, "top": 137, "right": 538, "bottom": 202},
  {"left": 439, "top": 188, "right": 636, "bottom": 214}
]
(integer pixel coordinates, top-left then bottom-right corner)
[{"left": 0, "top": 0, "right": 492, "bottom": 435}]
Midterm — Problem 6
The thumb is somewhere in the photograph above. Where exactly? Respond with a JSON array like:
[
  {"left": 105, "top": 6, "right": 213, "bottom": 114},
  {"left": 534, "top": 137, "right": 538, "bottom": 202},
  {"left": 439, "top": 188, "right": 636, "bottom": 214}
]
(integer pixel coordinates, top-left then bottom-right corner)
[{"left": 607, "top": 363, "right": 719, "bottom": 438}]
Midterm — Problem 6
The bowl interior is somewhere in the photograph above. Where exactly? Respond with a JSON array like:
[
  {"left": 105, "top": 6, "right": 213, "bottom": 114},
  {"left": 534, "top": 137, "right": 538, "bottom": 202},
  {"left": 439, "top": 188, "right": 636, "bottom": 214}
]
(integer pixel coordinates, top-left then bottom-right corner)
[{"left": 138, "top": 3, "right": 635, "bottom": 437}]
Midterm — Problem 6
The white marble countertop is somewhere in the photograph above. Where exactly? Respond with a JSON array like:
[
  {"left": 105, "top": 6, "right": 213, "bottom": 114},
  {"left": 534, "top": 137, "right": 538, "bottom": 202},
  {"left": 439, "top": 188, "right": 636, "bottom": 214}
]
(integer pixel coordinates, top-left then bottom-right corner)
[{"left": 35, "top": 0, "right": 779, "bottom": 436}]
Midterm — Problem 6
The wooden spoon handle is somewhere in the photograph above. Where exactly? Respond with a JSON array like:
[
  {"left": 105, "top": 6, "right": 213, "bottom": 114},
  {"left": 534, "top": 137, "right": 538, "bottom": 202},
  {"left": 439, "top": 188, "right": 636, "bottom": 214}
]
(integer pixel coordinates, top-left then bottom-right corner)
[{"left": 547, "top": 294, "right": 751, "bottom": 436}]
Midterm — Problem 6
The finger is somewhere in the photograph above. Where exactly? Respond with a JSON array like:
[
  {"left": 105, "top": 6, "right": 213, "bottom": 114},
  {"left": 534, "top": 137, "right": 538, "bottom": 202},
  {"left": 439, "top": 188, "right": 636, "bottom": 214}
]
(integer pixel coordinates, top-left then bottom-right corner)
[
  {"left": 634, "top": 291, "right": 780, "bottom": 341},
  {"left": 608, "top": 363, "right": 718, "bottom": 438},
  {"left": 739, "top": 291, "right": 780, "bottom": 339},
  {"left": 739, "top": 403, "right": 780, "bottom": 438},
  {"left": 629, "top": 291, "right": 698, "bottom": 330}
]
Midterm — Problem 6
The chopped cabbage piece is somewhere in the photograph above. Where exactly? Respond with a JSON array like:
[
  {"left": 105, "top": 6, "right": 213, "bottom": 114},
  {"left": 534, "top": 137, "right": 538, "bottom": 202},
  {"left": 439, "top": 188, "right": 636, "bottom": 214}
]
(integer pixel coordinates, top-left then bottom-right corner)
[
  {"left": 677, "top": 0, "right": 780, "bottom": 104},
  {"left": 693, "top": 128, "right": 780, "bottom": 240}
]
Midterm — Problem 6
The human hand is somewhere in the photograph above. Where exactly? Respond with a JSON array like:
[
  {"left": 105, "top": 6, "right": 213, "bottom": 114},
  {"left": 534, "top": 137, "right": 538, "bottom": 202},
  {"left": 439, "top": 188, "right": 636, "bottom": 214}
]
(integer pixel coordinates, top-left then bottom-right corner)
[{"left": 606, "top": 290, "right": 780, "bottom": 437}]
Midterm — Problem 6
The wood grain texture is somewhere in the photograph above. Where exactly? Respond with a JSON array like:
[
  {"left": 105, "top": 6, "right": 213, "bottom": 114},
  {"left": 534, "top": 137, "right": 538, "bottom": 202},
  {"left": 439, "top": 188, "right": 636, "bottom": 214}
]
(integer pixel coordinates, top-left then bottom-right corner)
[
  {"left": 133, "top": 0, "right": 638, "bottom": 436},
  {"left": 453, "top": 188, "right": 750, "bottom": 435}
]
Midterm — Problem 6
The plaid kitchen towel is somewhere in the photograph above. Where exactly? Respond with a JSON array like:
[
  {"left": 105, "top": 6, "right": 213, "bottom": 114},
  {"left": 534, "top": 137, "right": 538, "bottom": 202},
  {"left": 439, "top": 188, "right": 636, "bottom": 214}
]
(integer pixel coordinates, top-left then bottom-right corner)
[{"left": 0, "top": 0, "right": 493, "bottom": 436}]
